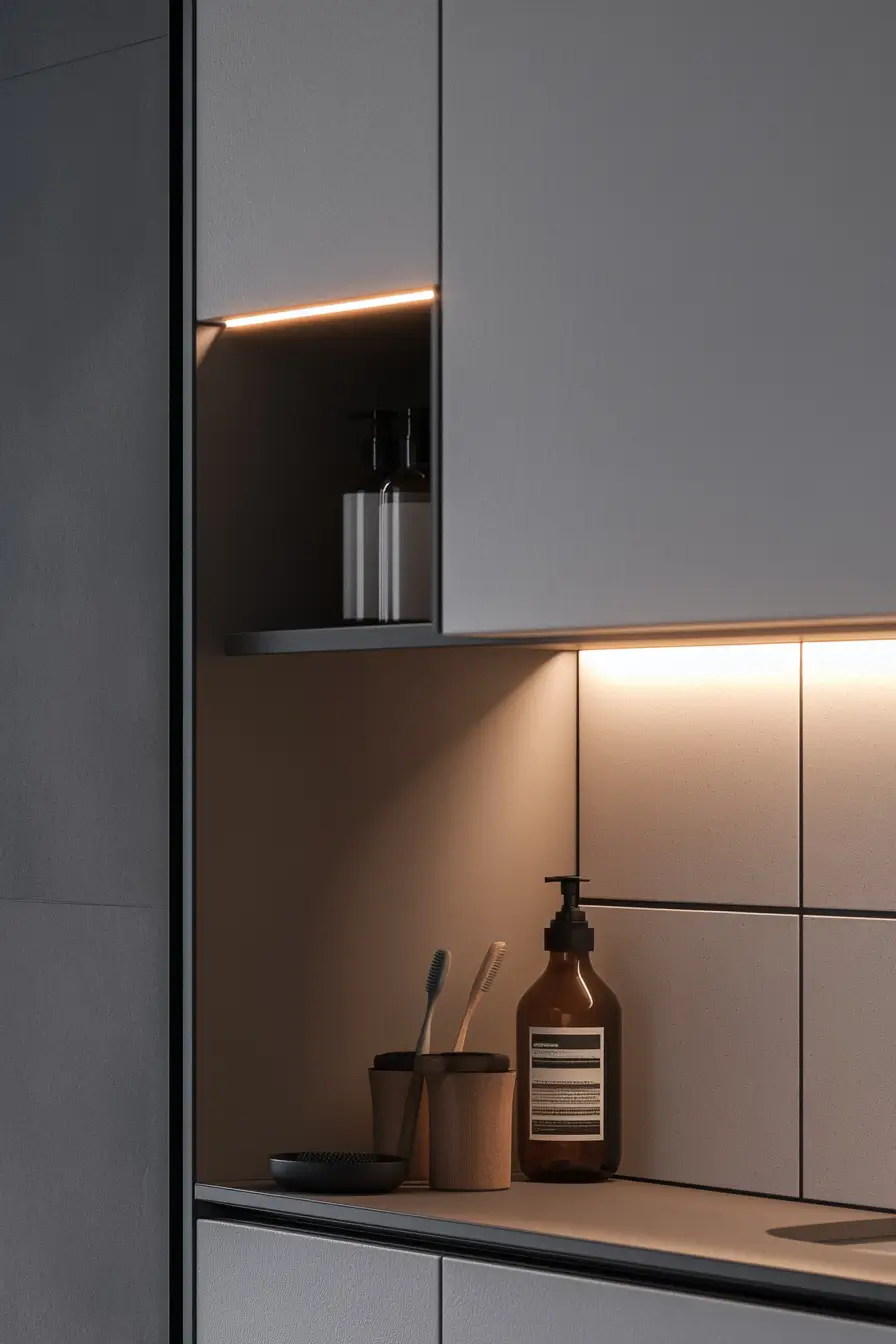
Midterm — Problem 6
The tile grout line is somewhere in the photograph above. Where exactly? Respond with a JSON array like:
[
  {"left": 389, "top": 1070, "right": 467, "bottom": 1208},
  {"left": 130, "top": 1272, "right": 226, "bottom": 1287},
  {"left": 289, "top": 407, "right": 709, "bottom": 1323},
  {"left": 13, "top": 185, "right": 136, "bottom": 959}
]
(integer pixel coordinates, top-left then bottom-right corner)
[
  {"left": 0, "top": 31, "right": 168, "bottom": 85},
  {"left": 796, "top": 906, "right": 896, "bottom": 919},
  {"left": 798, "top": 640, "right": 805, "bottom": 1201},
  {"left": 617, "top": 1171, "right": 896, "bottom": 1217},
  {"left": 581, "top": 897, "right": 896, "bottom": 919},
  {"left": 581, "top": 898, "right": 797, "bottom": 915}
]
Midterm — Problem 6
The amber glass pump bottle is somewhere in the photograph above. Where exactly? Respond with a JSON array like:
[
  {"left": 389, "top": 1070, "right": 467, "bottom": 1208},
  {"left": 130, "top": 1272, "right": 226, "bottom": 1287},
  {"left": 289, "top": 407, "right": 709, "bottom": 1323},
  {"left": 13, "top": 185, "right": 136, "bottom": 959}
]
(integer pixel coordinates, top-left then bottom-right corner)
[{"left": 516, "top": 876, "right": 621, "bottom": 1182}]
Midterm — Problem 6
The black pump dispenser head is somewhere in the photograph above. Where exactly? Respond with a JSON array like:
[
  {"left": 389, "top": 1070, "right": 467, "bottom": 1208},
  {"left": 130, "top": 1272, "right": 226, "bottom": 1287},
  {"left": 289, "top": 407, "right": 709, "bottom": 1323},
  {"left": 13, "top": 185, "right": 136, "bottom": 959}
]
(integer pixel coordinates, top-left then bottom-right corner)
[
  {"left": 350, "top": 408, "right": 397, "bottom": 473},
  {"left": 400, "top": 405, "right": 430, "bottom": 469},
  {"left": 544, "top": 874, "right": 593, "bottom": 952}
]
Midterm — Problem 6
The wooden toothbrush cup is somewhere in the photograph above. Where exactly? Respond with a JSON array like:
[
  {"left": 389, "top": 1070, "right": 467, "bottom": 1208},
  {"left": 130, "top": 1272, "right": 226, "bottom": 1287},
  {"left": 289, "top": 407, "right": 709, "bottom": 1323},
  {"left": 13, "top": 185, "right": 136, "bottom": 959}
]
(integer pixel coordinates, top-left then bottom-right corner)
[
  {"left": 368, "top": 1069, "right": 429, "bottom": 1182},
  {"left": 425, "top": 1070, "right": 516, "bottom": 1191}
]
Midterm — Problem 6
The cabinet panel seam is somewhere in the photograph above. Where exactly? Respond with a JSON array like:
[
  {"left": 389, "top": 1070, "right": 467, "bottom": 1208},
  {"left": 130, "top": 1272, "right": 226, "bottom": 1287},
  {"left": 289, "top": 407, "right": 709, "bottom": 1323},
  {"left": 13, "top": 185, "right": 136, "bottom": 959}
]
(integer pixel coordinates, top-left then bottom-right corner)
[{"left": 0, "top": 30, "right": 169, "bottom": 86}]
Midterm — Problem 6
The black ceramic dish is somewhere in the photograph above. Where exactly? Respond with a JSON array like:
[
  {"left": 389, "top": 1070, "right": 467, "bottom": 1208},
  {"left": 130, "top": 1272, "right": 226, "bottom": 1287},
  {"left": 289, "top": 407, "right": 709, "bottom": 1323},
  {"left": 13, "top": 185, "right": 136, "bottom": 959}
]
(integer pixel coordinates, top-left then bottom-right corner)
[{"left": 269, "top": 1151, "right": 407, "bottom": 1195}]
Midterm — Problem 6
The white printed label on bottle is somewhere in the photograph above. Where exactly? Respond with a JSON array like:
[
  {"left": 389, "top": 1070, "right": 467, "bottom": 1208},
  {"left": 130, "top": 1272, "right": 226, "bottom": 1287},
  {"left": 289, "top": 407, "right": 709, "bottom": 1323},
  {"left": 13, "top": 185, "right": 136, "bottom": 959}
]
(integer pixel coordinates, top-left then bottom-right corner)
[{"left": 529, "top": 1027, "right": 603, "bottom": 1142}]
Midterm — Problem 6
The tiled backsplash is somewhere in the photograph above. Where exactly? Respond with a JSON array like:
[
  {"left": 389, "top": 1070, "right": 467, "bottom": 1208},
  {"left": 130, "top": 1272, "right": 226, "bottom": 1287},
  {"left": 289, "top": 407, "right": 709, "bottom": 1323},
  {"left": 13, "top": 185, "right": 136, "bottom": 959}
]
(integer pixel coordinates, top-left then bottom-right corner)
[
  {"left": 579, "top": 641, "right": 896, "bottom": 1210},
  {"left": 803, "top": 641, "right": 896, "bottom": 912},
  {"left": 580, "top": 644, "right": 800, "bottom": 908},
  {"left": 591, "top": 905, "right": 799, "bottom": 1195},
  {"left": 199, "top": 637, "right": 896, "bottom": 1206},
  {"left": 803, "top": 915, "right": 896, "bottom": 1208}
]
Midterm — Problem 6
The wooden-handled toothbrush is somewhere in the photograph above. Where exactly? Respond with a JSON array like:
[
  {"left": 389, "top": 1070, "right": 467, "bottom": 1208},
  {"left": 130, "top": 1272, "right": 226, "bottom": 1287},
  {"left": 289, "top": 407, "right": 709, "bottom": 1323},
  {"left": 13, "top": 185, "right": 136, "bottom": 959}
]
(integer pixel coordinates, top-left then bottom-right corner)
[{"left": 452, "top": 941, "right": 507, "bottom": 1052}]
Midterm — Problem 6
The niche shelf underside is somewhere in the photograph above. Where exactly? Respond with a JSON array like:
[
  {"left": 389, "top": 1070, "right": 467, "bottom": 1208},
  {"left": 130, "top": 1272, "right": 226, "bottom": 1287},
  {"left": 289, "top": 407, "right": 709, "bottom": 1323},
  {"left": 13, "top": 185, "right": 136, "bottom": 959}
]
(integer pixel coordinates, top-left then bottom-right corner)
[{"left": 224, "top": 623, "right": 526, "bottom": 655}]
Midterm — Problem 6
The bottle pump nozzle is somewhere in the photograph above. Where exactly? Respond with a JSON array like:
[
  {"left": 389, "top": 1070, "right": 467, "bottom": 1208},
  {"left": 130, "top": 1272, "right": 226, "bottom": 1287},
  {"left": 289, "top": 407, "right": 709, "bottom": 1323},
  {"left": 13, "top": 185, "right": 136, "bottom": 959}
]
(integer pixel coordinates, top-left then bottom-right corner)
[
  {"left": 350, "top": 409, "right": 397, "bottom": 473},
  {"left": 544, "top": 874, "right": 593, "bottom": 952}
]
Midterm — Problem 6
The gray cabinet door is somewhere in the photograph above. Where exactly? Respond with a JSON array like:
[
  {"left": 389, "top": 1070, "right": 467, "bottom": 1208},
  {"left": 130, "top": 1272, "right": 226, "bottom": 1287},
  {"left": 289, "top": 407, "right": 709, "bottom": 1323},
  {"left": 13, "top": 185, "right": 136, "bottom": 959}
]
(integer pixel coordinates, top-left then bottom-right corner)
[
  {"left": 441, "top": 2, "right": 896, "bottom": 636},
  {"left": 443, "top": 1258, "right": 896, "bottom": 1344},
  {"left": 196, "top": 1220, "right": 440, "bottom": 1344},
  {"left": 197, "top": 0, "right": 438, "bottom": 321},
  {"left": 0, "top": 903, "right": 167, "bottom": 1344},
  {"left": 0, "top": 34, "right": 169, "bottom": 1344},
  {"left": 0, "top": 41, "right": 169, "bottom": 910}
]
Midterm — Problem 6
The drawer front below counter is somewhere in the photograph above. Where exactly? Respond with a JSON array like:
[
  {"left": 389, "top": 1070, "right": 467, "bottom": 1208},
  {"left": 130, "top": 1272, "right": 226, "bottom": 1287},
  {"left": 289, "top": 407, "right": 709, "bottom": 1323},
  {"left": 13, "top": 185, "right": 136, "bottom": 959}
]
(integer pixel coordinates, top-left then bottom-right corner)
[
  {"left": 196, "top": 1219, "right": 439, "bottom": 1344},
  {"left": 443, "top": 1258, "right": 896, "bottom": 1344}
]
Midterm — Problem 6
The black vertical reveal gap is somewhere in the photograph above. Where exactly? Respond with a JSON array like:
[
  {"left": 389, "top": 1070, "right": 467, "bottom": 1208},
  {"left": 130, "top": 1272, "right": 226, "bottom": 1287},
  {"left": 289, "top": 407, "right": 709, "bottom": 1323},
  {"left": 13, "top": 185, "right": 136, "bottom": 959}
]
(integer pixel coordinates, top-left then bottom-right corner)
[
  {"left": 438, "top": 1256, "right": 444, "bottom": 1344},
  {"left": 173, "top": 0, "right": 197, "bottom": 1338},
  {"left": 435, "top": 0, "right": 444, "bottom": 630},
  {"left": 437, "top": 0, "right": 443, "bottom": 294},
  {"left": 169, "top": 0, "right": 184, "bottom": 1336},
  {"left": 575, "top": 655, "right": 582, "bottom": 875},
  {"left": 188, "top": 1, "right": 198, "bottom": 1333},
  {"left": 431, "top": 299, "right": 442, "bottom": 630},
  {"left": 798, "top": 641, "right": 805, "bottom": 1201}
]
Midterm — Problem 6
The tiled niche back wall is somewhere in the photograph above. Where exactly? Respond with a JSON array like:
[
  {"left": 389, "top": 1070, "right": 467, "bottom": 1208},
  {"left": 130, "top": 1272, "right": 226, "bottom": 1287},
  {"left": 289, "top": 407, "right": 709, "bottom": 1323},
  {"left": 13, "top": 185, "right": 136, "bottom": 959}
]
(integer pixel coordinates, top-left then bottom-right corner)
[{"left": 579, "top": 641, "right": 896, "bottom": 1211}]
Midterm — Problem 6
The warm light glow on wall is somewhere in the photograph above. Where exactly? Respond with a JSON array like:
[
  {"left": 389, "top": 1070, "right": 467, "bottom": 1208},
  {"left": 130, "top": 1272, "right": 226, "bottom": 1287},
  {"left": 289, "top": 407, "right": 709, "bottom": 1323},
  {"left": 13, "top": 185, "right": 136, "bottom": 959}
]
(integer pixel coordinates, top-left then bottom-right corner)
[
  {"left": 804, "top": 639, "right": 896, "bottom": 682},
  {"left": 222, "top": 288, "right": 436, "bottom": 330},
  {"left": 580, "top": 643, "right": 800, "bottom": 685}
]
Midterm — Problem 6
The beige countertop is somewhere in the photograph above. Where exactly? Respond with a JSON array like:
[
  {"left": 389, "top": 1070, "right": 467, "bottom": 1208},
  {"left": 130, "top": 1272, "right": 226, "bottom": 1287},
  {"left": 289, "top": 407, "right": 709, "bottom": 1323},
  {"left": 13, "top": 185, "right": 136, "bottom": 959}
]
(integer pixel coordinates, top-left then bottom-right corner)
[{"left": 196, "top": 1176, "right": 896, "bottom": 1314}]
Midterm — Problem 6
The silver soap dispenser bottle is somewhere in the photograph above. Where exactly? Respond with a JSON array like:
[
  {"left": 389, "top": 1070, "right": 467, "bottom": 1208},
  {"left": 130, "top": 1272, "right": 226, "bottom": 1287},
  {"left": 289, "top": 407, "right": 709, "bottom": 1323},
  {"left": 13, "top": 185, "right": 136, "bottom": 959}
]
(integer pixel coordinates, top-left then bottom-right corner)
[
  {"left": 342, "top": 409, "right": 396, "bottom": 622},
  {"left": 378, "top": 407, "right": 432, "bottom": 623}
]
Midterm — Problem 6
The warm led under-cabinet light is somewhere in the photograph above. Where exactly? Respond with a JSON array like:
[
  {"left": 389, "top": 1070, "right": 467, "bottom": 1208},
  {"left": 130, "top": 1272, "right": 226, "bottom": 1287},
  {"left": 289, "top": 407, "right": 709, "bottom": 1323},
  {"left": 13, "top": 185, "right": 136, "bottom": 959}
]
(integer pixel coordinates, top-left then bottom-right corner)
[
  {"left": 581, "top": 638, "right": 896, "bottom": 685},
  {"left": 803, "top": 639, "right": 896, "bottom": 683},
  {"left": 580, "top": 643, "right": 800, "bottom": 686},
  {"left": 223, "top": 288, "right": 436, "bottom": 330}
]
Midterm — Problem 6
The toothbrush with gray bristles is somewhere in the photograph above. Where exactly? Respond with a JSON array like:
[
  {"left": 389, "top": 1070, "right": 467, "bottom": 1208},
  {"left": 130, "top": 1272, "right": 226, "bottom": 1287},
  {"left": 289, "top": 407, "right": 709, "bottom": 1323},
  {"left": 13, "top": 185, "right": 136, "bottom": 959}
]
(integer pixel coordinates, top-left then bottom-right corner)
[
  {"left": 416, "top": 948, "right": 451, "bottom": 1054},
  {"left": 397, "top": 949, "right": 452, "bottom": 1161},
  {"left": 453, "top": 941, "right": 507, "bottom": 1051}
]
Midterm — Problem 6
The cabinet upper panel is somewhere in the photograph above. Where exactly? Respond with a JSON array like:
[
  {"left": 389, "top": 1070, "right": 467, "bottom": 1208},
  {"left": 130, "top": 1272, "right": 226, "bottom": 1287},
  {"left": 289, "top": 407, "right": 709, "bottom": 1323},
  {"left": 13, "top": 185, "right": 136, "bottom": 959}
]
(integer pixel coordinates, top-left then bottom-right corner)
[
  {"left": 197, "top": 0, "right": 438, "bottom": 320},
  {"left": 441, "top": 1, "right": 896, "bottom": 636},
  {"left": 0, "top": 0, "right": 167, "bottom": 81}
]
